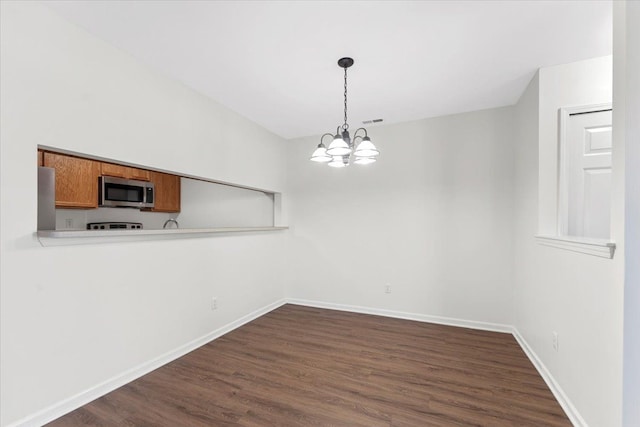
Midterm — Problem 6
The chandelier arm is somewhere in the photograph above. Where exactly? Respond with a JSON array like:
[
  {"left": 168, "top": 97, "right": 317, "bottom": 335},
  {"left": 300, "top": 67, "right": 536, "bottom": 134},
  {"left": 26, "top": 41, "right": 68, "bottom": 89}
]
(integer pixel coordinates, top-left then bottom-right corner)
[
  {"left": 320, "top": 133, "right": 335, "bottom": 144},
  {"left": 352, "top": 128, "right": 368, "bottom": 139}
]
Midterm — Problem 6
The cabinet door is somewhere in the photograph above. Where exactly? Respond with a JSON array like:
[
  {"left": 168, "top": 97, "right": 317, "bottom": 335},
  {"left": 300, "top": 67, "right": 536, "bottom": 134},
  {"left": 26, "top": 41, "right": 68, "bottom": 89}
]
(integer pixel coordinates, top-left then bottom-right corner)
[
  {"left": 128, "top": 168, "right": 150, "bottom": 181},
  {"left": 43, "top": 152, "right": 100, "bottom": 208},
  {"left": 149, "top": 171, "right": 180, "bottom": 213},
  {"left": 38, "top": 150, "right": 44, "bottom": 166},
  {"left": 101, "top": 163, "right": 150, "bottom": 181},
  {"left": 100, "top": 163, "right": 129, "bottom": 179}
]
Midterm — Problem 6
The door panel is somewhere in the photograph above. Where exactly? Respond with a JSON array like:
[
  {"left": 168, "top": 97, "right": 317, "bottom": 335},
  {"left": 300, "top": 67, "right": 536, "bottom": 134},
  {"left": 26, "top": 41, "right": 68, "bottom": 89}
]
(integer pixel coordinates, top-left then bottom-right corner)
[
  {"left": 566, "top": 110, "right": 612, "bottom": 238},
  {"left": 584, "top": 126, "right": 612, "bottom": 153}
]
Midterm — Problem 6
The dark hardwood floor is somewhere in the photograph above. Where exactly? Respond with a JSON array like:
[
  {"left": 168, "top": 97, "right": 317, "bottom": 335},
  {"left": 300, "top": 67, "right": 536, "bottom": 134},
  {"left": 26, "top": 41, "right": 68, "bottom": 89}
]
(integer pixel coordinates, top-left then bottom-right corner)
[{"left": 48, "top": 304, "right": 571, "bottom": 426}]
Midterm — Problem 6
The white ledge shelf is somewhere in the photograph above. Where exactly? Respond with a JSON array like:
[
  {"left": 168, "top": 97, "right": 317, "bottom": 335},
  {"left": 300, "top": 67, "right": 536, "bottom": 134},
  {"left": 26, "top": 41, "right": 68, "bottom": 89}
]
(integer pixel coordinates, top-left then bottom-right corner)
[
  {"left": 535, "top": 235, "right": 616, "bottom": 259},
  {"left": 37, "top": 226, "right": 288, "bottom": 247}
]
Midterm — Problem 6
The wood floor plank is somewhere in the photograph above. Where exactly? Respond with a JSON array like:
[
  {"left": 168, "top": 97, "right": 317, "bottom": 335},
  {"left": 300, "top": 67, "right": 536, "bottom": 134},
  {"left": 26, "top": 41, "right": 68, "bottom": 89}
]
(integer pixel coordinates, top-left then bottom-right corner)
[{"left": 47, "top": 304, "right": 570, "bottom": 426}]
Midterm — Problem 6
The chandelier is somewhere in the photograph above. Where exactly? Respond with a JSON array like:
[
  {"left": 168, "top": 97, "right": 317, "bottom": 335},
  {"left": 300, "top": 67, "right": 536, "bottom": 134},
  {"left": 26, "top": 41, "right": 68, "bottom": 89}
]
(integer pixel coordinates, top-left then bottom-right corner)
[{"left": 310, "top": 57, "right": 379, "bottom": 167}]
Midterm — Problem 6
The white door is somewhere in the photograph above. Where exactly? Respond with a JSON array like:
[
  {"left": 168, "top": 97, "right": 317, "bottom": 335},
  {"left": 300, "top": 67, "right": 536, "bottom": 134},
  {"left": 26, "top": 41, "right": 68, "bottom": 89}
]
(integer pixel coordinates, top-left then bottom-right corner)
[{"left": 565, "top": 109, "right": 612, "bottom": 239}]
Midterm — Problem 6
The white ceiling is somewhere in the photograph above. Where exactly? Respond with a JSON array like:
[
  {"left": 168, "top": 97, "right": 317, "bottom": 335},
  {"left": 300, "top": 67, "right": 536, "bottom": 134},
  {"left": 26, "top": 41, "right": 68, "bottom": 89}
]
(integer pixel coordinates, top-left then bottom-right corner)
[{"left": 45, "top": 1, "right": 612, "bottom": 140}]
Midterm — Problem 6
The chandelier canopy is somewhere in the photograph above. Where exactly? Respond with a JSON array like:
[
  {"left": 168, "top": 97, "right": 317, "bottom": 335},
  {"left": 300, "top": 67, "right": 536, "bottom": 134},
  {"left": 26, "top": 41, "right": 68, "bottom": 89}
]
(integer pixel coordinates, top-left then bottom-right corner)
[{"left": 310, "top": 57, "right": 379, "bottom": 167}]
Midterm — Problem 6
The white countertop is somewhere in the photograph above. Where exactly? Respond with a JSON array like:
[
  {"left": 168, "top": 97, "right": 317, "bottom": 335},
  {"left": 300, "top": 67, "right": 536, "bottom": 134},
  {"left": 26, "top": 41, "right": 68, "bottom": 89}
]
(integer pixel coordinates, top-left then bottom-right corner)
[{"left": 37, "top": 226, "right": 288, "bottom": 246}]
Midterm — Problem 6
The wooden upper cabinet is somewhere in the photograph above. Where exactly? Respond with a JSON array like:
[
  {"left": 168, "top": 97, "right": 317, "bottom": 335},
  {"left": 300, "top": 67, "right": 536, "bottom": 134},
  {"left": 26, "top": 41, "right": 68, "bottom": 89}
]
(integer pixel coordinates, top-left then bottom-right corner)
[
  {"left": 148, "top": 171, "right": 180, "bottom": 213},
  {"left": 101, "top": 163, "right": 150, "bottom": 181},
  {"left": 43, "top": 152, "right": 100, "bottom": 208},
  {"left": 40, "top": 151, "right": 179, "bottom": 212}
]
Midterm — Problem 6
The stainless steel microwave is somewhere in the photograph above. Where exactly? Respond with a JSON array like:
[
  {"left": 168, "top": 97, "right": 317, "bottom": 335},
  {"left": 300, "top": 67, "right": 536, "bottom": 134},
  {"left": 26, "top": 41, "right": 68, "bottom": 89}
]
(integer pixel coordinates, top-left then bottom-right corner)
[{"left": 99, "top": 176, "right": 155, "bottom": 208}]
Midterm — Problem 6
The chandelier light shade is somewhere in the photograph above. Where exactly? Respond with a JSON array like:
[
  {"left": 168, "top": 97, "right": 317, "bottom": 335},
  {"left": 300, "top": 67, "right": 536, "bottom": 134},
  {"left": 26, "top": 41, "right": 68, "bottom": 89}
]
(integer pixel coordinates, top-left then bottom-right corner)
[
  {"left": 327, "top": 134, "right": 351, "bottom": 156},
  {"left": 310, "top": 139, "right": 332, "bottom": 163},
  {"left": 354, "top": 136, "right": 379, "bottom": 157},
  {"left": 354, "top": 156, "right": 376, "bottom": 165},
  {"left": 328, "top": 156, "right": 349, "bottom": 168},
  {"left": 309, "top": 57, "right": 379, "bottom": 167}
]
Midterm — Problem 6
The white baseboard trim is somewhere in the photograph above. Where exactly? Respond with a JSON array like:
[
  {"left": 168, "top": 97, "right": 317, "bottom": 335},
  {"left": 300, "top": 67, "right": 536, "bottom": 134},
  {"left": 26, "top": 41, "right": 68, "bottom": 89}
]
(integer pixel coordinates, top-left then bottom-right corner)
[
  {"left": 286, "top": 298, "right": 513, "bottom": 333},
  {"left": 512, "top": 328, "right": 586, "bottom": 427},
  {"left": 7, "top": 298, "right": 287, "bottom": 427}
]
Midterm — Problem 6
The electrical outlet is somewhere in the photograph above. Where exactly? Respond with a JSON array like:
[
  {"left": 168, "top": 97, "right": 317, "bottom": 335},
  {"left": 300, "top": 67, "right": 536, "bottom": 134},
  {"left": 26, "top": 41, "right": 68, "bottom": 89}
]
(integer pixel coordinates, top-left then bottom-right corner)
[
  {"left": 65, "top": 218, "right": 73, "bottom": 229},
  {"left": 385, "top": 284, "right": 391, "bottom": 294},
  {"left": 552, "top": 331, "right": 559, "bottom": 351},
  {"left": 211, "top": 297, "right": 218, "bottom": 311}
]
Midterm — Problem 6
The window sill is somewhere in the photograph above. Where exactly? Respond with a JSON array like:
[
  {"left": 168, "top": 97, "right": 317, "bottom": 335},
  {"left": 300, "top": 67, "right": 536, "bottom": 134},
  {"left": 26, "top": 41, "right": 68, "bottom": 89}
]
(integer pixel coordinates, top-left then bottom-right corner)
[
  {"left": 36, "top": 226, "right": 288, "bottom": 247},
  {"left": 535, "top": 235, "right": 616, "bottom": 259}
]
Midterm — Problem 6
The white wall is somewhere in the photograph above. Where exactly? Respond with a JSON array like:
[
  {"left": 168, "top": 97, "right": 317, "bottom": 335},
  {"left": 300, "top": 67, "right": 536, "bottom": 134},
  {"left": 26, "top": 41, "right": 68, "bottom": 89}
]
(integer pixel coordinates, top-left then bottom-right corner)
[
  {"left": 286, "top": 107, "right": 515, "bottom": 326},
  {"left": 513, "top": 57, "right": 622, "bottom": 427},
  {"left": 178, "top": 178, "right": 274, "bottom": 229},
  {"left": 0, "top": 3, "right": 287, "bottom": 426},
  {"left": 615, "top": 2, "right": 640, "bottom": 426}
]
